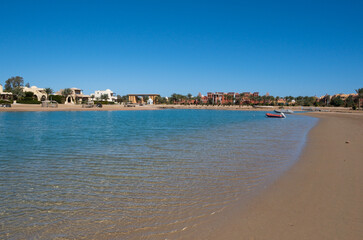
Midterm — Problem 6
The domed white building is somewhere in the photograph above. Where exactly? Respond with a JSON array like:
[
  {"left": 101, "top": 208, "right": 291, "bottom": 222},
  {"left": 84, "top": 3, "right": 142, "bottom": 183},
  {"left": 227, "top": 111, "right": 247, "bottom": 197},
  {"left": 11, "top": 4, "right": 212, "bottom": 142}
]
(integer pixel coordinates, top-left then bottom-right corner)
[{"left": 90, "top": 89, "right": 117, "bottom": 102}]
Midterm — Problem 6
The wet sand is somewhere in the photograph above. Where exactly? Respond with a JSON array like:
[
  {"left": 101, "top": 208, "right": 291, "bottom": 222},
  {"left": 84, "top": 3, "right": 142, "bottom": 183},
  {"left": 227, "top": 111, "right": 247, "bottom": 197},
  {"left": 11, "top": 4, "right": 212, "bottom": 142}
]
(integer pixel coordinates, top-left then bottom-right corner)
[{"left": 195, "top": 112, "right": 363, "bottom": 239}]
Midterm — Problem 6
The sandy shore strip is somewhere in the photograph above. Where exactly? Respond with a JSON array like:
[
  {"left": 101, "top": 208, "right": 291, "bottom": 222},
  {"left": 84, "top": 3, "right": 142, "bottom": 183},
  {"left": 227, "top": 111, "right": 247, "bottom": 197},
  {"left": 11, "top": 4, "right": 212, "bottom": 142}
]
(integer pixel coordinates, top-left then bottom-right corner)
[
  {"left": 192, "top": 112, "right": 362, "bottom": 240},
  {"left": 0, "top": 103, "right": 358, "bottom": 113},
  {"left": 0, "top": 103, "right": 161, "bottom": 112}
]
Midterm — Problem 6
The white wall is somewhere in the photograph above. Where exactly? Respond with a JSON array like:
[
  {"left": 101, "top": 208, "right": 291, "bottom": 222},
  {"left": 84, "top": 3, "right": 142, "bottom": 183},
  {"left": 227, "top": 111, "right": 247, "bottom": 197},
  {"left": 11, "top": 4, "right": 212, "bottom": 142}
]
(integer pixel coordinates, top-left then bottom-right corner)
[{"left": 91, "top": 89, "right": 116, "bottom": 102}]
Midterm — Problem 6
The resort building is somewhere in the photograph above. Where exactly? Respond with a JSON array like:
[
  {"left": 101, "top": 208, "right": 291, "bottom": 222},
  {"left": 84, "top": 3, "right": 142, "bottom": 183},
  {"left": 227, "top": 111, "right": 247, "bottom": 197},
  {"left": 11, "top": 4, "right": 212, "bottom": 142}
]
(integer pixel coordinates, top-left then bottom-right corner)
[
  {"left": 206, "top": 92, "right": 244, "bottom": 105},
  {"left": 0, "top": 84, "right": 13, "bottom": 100},
  {"left": 241, "top": 92, "right": 259, "bottom": 97},
  {"left": 331, "top": 93, "right": 357, "bottom": 101},
  {"left": 56, "top": 88, "right": 90, "bottom": 104},
  {"left": 319, "top": 94, "right": 331, "bottom": 105},
  {"left": 90, "top": 89, "right": 117, "bottom": 102},
  {"left": 207, "top": 92, "right": 224, "bottom": 104},
  {"left": 127, "top": 94, "right": 160, "bottom": 104},
  {"left": 204, "top": 91, "right": 263, "bottom": 105},
  {"left": 242, "top": 92, "right": 251, "bottom": 97},
  {"left": 22, "top": 86, "right": 47, "bottom": 101},
  {"left": 0, "top": 84, "right": 12, "bottom": 100},
  {"left": 200, "top": 96, "right": 208, "bottom": 104},
  {"left": 276, "top": 98, "right": 287, "bottom": 105}
]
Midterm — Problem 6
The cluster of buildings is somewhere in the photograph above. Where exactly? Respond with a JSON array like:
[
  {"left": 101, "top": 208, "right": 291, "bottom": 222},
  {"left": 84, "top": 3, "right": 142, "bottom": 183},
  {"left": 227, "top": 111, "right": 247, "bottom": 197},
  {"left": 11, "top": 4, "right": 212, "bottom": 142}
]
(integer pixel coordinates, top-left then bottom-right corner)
[
  {"left": 1, "top": 83, "right": 361, "bottom": 106},
  {"left": 319, "top": 93, "right": 357, "bottom": 101},
  {"left": 202, "top": 92, "right": 261, "bottom": 105},
  {"left": 171, "top": 92, "right": 261, "bottom": 105},
  {"left": 54, "top": 88, "right": 118, "bottom": 104},
  {"left": 0, "top": 84, "right": 160, "bottom": 105},
  {"left": 0, "top": 84, "right": 118, "bottom": 104},
  {"left": 318, "top": 93, "right": 361, "bottom": 105},
  {"left": 173, "top": 92, "right": 265, "bottom": 105},
  {"left": 174, "top": 91, "right": 361, "bottom": 106}
]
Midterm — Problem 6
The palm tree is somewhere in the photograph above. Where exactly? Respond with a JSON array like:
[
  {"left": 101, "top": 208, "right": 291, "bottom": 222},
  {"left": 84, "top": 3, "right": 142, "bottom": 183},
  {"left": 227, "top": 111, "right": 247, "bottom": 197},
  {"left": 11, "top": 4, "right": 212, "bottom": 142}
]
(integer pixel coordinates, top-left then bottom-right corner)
[
  {"left": 240, "top": 93, "right": 245, "bottom": 105},
  {"left": 355, "top": 88, "right": 363, "bottom": 109},
  {"left": 142, "top": 96, "right": 149, "bottom": 103},
  {"left": 275, "top": 96, "right": 280, "bottom": 105},
  {"left": 62, "top": 88, "right": 72, "bottom": 97},
  {"left": 62, "top": 88, "right": 73, "bottom": 103},
  {"left": 12, "top": 86, "right": 25, "bottom": 100},
  {"left": 154, "top": 95, "right": 161, "bottom": 104},
  {"left": 256, "top": 96, "right": 262, "bottom": 104},
  {"left": 45, "top": 88, "right": 53, "bottom": 99},
  {"left": 170, "top": 93, "right": 178, "bottom": 103},
  {"left": 101, "top": 94, "right": 109, "bottom": 101},
  {"left": 195, "top": 95, "right": 201, "bottom": 105}
]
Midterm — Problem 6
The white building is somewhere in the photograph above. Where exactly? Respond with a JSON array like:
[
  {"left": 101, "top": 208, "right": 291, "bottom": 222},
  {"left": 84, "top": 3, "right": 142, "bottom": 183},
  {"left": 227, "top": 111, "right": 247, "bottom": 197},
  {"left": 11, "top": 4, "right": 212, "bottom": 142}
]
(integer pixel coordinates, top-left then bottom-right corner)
[
  {"left": 90, "top": 89, "right": 117, "bottom": 102},
  {"left": 22, "top": 86, "right": 47, "bottom": 101},
  {"left": 147, "top": 98, "right": 153, "bottom": 105}
]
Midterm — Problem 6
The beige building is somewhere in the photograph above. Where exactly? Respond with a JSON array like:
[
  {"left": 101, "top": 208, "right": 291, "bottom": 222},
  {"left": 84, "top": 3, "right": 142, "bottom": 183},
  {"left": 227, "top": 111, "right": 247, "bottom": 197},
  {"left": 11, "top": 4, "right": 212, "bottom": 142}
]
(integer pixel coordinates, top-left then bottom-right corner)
[
  {"left": 22, "top": 86, "right": 47, "bottom": 101},
  {"left": 332, "top": 93, "right": 357, "bottom": 100},
  {"left": 127, "top": 94, "right": 159, "bottom": 104},
  {"left": 277, "top": 98, "right": 287, "bottom": 104},
  {"left": 0, "top": 84, "right": 13, "bottom": 100},
  {"left": 56, "top": 88, "right": 90, "bottom": 104}
]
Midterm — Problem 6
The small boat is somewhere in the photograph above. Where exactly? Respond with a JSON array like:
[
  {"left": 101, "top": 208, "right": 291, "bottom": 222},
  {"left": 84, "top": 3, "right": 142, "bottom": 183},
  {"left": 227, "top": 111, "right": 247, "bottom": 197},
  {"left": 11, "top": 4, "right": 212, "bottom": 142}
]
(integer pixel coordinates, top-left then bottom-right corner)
[
  {"left": 266, "top": 112, "right": 286, "bottom": 118},
  {"left": 274, "top": 109, "right": 294, "bottom": 114}
]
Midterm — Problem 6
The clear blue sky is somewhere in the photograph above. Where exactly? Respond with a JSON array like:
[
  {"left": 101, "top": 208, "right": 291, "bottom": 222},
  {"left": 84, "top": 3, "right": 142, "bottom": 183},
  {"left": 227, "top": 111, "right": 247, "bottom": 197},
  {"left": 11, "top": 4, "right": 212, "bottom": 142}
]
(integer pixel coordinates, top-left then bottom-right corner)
[{"left": 0, "top": 0, "right": 362, "bottom": 97}]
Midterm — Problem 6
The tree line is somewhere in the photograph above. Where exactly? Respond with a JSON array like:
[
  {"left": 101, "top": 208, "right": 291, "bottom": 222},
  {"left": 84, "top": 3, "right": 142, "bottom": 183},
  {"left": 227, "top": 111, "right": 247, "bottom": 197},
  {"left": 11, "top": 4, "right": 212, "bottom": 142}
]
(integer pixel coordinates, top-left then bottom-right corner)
[
  {"left": 2, "top": 76, "right": 363, "bottom": 109},
  {"left": 162, "top": 91, "right": 363, "bottom": 109}
]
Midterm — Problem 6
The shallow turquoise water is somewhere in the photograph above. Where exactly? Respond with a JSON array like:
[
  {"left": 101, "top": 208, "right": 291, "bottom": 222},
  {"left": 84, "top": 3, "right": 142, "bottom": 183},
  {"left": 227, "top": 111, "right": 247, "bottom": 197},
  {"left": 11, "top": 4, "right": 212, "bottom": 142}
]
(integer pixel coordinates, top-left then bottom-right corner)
[{"left": 0, "top": 110, "right": 317, "bottom": 239}]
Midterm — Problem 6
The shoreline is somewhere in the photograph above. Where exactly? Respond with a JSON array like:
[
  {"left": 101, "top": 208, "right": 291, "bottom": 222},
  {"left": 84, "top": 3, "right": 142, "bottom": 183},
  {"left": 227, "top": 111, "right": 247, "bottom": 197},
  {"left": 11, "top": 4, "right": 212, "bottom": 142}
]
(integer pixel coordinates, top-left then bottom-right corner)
[
  {"left": 0, "top": 103, "right": 359, "bottom": 113},
  {"left": 192, "top": 112, "right": 363, "bottom": 239}
]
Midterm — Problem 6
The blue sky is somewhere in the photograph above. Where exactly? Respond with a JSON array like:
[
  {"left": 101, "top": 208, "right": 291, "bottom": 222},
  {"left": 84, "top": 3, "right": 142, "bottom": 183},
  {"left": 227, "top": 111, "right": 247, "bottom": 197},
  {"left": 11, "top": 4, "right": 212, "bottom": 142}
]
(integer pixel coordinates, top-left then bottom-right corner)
[{"left": 0, "top": 0, "right": 362, "bottom": 97}]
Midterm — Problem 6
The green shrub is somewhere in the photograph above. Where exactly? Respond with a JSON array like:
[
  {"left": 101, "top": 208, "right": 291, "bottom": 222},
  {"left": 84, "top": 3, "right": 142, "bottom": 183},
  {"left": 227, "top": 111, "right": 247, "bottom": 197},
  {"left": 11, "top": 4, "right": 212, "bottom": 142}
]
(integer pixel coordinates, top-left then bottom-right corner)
[
  {"left": 17, "top": 99, "right": 41, "bottom": 104},
  {"left": 17, "top": 92, "right": 41, "bottom": 104},
  {"left": 0, "top": 100, "right": 12, "bottom": 104},
  {"left": 49, "top": 95, "right": 65, "bottom": 104},
  {"left": 24, "top": 92, "right": 35, "bottom": 98},
  {"left": 93, "top": 101, "right": 115, "bottom": 105}
]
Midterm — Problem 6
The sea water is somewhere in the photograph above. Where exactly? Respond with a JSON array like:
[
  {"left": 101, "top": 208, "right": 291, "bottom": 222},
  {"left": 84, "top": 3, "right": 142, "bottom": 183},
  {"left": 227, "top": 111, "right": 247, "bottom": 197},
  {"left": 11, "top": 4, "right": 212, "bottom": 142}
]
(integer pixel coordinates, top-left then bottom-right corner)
[{"left": 0, "top": 110, "right": 317, "bottom": 239}]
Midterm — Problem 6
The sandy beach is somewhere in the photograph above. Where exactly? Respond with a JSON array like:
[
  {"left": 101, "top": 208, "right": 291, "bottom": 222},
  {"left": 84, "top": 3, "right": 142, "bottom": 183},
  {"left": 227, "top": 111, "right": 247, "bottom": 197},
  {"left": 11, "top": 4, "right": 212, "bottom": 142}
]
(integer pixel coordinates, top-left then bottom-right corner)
[
  {"left": 0, "top": 103, "right": 161, "bottom": 112},
  {"left": 0, "top": 103, "right": 275, "bottom": 112},
  {"left": 187, "top": 112, "right": 362, "bottom": 240}
]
